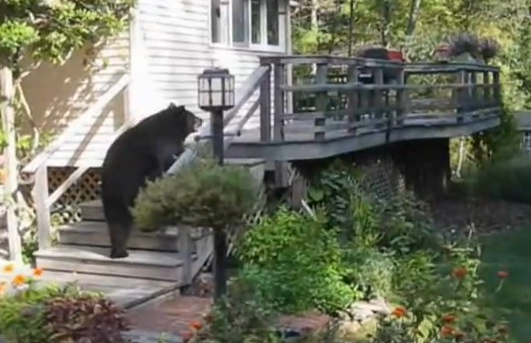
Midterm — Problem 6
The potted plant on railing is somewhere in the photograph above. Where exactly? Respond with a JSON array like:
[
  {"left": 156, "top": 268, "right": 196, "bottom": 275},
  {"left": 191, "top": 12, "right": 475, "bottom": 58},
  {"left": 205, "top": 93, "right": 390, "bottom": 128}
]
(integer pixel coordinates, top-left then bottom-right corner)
[
  {"left": 443, "top": 32, "right": 500, "bottom": 64},
  {"left": 132, "top": 152, "right": 261, "bottom": 298}
]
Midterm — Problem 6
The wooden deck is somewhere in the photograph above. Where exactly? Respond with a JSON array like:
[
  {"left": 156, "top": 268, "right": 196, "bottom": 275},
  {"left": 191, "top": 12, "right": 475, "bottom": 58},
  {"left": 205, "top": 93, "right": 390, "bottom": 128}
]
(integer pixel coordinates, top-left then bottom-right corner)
[
  {"left": 224, "top": 55, "right": 502, "bottom": 161},
  {"left": 228, "top": 109, "right": 500, "bottom": 160}
]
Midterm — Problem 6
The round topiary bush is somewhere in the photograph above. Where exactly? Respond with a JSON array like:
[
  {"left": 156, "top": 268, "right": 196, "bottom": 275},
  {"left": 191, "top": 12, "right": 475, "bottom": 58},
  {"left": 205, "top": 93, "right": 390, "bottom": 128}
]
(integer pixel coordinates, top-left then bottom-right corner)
[{"left": 132, "top": 157, "right": 261, "bottom": 231}]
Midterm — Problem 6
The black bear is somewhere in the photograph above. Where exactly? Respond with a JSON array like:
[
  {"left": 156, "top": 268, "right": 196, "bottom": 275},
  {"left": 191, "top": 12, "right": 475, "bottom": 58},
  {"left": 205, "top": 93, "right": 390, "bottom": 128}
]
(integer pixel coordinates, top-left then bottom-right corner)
[{"left": 100, "top": 103, "right": 202, "bottom": 259}]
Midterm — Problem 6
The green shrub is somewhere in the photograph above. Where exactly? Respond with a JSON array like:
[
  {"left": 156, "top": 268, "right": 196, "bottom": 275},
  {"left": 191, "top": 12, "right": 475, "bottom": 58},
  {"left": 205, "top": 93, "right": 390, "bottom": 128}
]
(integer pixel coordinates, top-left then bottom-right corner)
[
  {"left": 133, "top": 157, "right": 260, "bottom": 230},
  {"left": 468, "top": 153, "right": 531, "bottom": 203},
  {"left": 237, "top": 207, "right": 357, "bottom": 314}
]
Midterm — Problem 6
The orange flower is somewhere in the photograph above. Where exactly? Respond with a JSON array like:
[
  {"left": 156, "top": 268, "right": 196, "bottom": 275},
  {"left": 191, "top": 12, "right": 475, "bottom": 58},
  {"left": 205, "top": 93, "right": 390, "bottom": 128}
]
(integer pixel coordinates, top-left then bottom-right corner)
[
  {"left": 497, "top": 270, "right": 508, "bottom": 278},
  {"left": 33, "top": 267, "right": 43, "bottom": 276},
  {"left": 3, "top": 263, "right": 14, "bottom": 273},
  {"left": 189, "top": 319, "right": 202, "bottom": 330},
  {"left": 453, "top": 265, "right": 467, "bottom": 278},
  {"left": 392, "top": 305, "right": 407, "bottom": 317},
  {"left": 13, "top": 274, "right": 26, "bottom": 285},
  {"left": 180, "top": 330, "right": 194, "bottom": 343},
  {"left": 442, "top": 313, "right": 456, "bottom": 323},
  {"left": 440, "top": 324, "right": 454, "bottom": 336},
  {"left": 0, "top": 281, "right": 6, "bottom": 293}
]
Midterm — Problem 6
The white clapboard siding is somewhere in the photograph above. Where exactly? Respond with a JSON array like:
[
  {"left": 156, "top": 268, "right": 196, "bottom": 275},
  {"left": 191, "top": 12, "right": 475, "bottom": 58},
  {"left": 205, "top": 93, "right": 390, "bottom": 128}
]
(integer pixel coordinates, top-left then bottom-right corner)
[
  {"left": 43, "top": 33, "right": 129, "bottom": 168},
  {"left": 36, "top": 0, "right": 287, "bottom": 169}
]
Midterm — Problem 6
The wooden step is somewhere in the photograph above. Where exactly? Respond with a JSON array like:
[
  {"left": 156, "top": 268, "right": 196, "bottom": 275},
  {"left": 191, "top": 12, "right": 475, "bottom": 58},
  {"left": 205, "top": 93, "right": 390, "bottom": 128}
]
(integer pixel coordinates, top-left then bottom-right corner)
[
  {"left": 34, "top": 270, "right": 178, "bottom": 309},
  {"left": 80, "top": 158, "right": 265, "bottom": 222},
  {"left": 57, "top": 221, "right": 206, "bottom": 252},
  {"left": 35, "top": 245, "right": 195, "bottom": 282}
]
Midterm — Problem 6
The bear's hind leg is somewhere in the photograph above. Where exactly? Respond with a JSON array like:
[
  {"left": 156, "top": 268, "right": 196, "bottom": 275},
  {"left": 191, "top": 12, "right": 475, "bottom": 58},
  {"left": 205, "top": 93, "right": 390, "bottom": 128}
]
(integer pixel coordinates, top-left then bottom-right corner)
[{"left": 108, "top": 220, "right": 131, "bottom": 259}]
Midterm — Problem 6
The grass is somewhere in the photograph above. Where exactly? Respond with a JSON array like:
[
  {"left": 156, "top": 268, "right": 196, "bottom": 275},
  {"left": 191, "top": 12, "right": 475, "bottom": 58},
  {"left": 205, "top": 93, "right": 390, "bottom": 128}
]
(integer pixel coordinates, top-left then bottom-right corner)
[{"left": 480, "top": 226, "right": 531, "bottom": 341}]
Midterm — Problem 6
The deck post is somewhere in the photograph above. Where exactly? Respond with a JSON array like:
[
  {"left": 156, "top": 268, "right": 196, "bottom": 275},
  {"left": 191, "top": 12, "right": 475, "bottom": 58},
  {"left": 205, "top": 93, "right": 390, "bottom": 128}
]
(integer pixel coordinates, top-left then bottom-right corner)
[
  {"left": 260, "top": 63, "right": 272, "bottom": 171},
  {"left": 455, "top": 69, "right": 467, "bottom": 123},
  {"left": 0, "top": 66, "right": 23, "bottom": 262},
  {"left": 347, "top": 65, "right": 359, "bottom": 134},
  {"left": 470, "top": 71, "right": 478, "bottom": 112},
  {"left": 396, "top": 68, "right": 406, "bottom": 126},
  {"left": 482, "top": 71, "right": 490, "bottom": 108},
  {"left": 34, "top": 164, "right": 51, "bottom": 250},
  {"left": 314, "top": 62, "right": 329, "bottom": 140},
  {"left": 273, "top": 62, "right": 288, "bottom": 188},
  {"left": 373, "top": 68, "right": 384, "bottom": 128},
  {"left": 493, "top": 70, "right": 501, "bottom": 106}
]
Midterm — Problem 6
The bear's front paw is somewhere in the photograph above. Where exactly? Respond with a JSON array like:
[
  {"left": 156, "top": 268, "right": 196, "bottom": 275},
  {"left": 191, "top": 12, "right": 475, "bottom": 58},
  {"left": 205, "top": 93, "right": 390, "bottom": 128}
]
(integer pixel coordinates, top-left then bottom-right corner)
[{"left": 110, "top": 249, "right": 129, "bottom": 259}]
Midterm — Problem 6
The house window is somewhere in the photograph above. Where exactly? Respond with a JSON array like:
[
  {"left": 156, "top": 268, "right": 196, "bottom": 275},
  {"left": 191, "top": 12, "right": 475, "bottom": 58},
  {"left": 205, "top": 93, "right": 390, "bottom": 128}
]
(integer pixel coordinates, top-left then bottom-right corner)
[
  {"left": 522, "top": 131, "right": 531, "bottom": 151},
  {"left": 250, "top": 0, "right": 262, "bottom": 44},
  {"left": 266, "top": 0, "right": 279, "bottom": 45},
  {"left": 210, "top": 0, "right": 282, "bottom": 48},
  {"left": 232, "top": 0, "right": 248, "bottom": 43}
]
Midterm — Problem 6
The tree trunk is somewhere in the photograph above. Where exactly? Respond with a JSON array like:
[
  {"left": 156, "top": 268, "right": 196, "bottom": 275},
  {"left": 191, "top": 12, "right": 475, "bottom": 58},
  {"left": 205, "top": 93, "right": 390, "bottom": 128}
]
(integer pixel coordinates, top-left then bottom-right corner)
[
  {"left": 405, "top": 0, "right": 422, "bottom": 37},
  {"left": 0, "top": 66, "right": 23, "bottom": 262}
]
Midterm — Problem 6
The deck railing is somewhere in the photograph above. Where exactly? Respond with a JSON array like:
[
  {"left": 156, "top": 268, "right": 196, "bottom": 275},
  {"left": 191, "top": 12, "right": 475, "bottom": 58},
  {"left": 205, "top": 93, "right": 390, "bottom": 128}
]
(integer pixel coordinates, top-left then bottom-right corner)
[{"left": 259, "top": 55, "right": 502, "bottom": 143}]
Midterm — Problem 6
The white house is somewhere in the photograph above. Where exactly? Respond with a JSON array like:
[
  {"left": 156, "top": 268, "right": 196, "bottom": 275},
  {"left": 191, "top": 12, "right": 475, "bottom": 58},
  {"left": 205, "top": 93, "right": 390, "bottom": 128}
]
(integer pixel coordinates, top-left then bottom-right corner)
[{"left": 22, "top": 0, "right": 292, "bottom": 183}]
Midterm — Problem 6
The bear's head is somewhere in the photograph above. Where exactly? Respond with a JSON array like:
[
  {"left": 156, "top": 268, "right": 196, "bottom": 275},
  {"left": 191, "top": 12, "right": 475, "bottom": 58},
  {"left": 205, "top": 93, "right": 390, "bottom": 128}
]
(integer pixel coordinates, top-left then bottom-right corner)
[{"left": 167, "top": 103, "right": 203, "bottom": 135}]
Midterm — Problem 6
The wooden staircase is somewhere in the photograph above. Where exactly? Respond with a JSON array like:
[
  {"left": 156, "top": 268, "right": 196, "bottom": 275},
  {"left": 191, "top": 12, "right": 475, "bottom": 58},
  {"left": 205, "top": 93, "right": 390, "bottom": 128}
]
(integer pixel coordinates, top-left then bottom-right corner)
[{"left": 33, "top": 158, "right": 265, "bottom": 308}]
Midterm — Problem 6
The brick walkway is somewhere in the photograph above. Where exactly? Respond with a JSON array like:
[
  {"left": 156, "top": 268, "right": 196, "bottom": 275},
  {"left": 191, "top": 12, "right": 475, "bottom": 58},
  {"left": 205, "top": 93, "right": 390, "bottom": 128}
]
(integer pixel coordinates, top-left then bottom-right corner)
[{"left": 127, "top": 295, "right": 330, "bottom": 337}]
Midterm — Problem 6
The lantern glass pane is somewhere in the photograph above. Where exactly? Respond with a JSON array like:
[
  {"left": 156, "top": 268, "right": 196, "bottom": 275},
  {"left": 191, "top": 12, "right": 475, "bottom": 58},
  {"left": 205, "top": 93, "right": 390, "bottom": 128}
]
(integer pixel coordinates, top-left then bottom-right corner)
[
  {"left": 199, "top": 91, "right": 211, "bottom": 108},
  {"left": 211, "top": 77, "right": 222, "bottom": 93},
  {"left": 199, "top": 78, "right": 210, "bottom": 93},
  {"left": 211, "top": 91, "right": 223, "bottom": 107}
]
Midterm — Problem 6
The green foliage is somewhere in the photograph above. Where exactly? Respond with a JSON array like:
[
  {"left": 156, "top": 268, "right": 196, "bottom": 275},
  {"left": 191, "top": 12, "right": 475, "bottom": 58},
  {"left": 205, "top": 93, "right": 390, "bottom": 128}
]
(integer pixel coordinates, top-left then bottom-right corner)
[
  {"left": 133, "top": 157, "right": 260, "bottom": 230},
  {"left": 0, "top": 278, "right": 130, "bottom": 343},
  {"left": 0, "top": 0, "right": 134, "bottom": 72},
  {"left": 189, "top": 275, "right": 282, "bottom": 343},
  {"left": 466, "top": 153, "right": 531, "bottom": 204},
  {"left": 237, "top": 207, "right": 357, "bottom": 314}
]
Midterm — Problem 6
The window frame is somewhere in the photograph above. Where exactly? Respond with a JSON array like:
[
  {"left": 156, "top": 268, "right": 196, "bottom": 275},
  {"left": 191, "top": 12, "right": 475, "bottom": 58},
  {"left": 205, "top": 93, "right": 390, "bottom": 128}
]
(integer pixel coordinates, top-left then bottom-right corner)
[{"left": 209, "top": 0, "right": 285, "bottom": 52}]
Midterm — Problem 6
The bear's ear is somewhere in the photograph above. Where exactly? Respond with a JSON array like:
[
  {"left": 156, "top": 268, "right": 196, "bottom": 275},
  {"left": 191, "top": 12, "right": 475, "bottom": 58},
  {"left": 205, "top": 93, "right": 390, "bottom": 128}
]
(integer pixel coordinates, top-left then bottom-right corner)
[
  {"left": 168, "top": 103, "right": 185, "bottom": 110},
  {"left": 168, "top": 102, "right": 177, "bottom": 108}
]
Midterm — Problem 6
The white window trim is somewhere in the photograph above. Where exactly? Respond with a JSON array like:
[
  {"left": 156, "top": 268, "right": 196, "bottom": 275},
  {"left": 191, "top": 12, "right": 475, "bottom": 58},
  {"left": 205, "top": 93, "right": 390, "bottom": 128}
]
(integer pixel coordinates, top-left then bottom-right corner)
[{"left": 209, "top": 0, "right": 285, "bottom": 53}]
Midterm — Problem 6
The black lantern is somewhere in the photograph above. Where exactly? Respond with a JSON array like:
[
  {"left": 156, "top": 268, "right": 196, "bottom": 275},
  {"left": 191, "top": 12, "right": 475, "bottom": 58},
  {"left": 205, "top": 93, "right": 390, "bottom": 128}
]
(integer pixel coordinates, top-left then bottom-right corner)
[{"left": 198, "top": 68, "right": 235, "bottom": 112}]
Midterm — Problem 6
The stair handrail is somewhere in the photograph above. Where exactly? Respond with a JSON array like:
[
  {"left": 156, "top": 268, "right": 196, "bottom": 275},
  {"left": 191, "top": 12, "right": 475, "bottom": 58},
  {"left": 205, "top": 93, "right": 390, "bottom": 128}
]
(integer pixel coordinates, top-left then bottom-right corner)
[
  {"left": 166, "top": 65, "right": 270, "bottom": 174},
  {"left": 23, "top": 74, "right": 130, "bottom": 173}
]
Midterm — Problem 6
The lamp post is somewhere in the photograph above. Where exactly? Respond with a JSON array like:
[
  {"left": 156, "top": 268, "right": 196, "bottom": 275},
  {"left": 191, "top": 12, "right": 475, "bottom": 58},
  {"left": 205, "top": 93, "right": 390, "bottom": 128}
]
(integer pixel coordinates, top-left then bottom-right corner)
[{"left": 197, "top": 67, "right": 235, "bottom": 299}]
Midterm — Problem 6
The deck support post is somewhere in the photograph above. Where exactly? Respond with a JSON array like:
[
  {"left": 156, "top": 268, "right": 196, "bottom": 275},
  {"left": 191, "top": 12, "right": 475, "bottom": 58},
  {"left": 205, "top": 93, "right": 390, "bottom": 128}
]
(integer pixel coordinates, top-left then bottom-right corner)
[{"left": 35, "top": 164, "right": 51, "bottom": 251}]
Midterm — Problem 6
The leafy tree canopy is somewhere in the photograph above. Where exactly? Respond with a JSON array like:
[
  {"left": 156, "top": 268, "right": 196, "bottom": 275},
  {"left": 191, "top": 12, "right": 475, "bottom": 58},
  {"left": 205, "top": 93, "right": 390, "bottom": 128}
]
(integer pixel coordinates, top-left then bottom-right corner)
[{"left": 0, "top": 0, "right": 134, "bottom": 76}]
